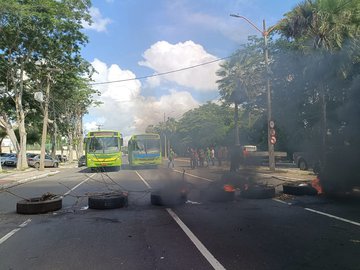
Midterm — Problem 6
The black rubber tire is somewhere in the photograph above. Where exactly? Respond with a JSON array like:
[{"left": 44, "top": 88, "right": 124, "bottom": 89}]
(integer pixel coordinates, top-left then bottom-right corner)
[
  {"left": 298, "top": 159, "right": 308, "bottom": 170},
  {"left": 17, "top": 197, "right": 62, "bottom": 214},
  {"left": 205, "top": 183, "right": 235, "bottom": 202},
  {"left": 150, "top": 191, "right": 187, "bottom": 206},
  {"left": 88, "top": 193, "right": 128, "bottom": 210},
  {"left": 241, "top": 185, "right": 275, "bottom": 199},
  {"left": 150, "top": 193, "right": 163, "bottom": 206},
  {"left": 53, "top": 162, "right": 59, "bottom": 168},
  {"left": 34, "top": 162, "right": 40, "bottom": 169},
  {"left": 283, "top": 184, "right": 318, "bottom": 196}
]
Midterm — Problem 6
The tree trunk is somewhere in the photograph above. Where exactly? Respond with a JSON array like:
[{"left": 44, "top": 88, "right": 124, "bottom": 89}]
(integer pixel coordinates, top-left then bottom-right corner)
[
  {"left": 40, "top": 75, "right": 50, "bottom": 171},
  {"left": 68, "top": 131, "right": 74, "bottom": 162},
  {"left": 320, "top": 83, "right": 327, "bottom": 166},
  {"left": 14, "top": 96, "right": 27, "bottom": 170},
  {"left": 234, "top": 102, "right": 240, "bottom": 146},
  {"left": 0, "top": 116, "right": 20, "bottom": 154},
  {"left": 77, "top": 113, "right": 84, "bottom": 159}
]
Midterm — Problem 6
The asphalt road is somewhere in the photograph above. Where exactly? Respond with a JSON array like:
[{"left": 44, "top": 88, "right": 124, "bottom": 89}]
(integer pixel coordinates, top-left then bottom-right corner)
[{"left": 0, "top": 160, "right": 359, "bottom": 270}]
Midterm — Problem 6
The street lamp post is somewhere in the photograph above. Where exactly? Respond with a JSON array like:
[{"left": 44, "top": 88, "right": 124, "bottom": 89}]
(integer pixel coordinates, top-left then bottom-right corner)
[{"left": 230, "top": 14, "right": 276, "bottom": 171}]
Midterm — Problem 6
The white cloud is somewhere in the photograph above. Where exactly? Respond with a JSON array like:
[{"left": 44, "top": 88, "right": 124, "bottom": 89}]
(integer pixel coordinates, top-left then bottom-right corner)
[
  {"left": 85, "top": 59, "right": 199, "bottom": 136},
  {"left": 83, "top": 7, "right": 111, "bottom": 32},
  {"left": 139, "top": 41, "right": 221, "bottom": 92}
]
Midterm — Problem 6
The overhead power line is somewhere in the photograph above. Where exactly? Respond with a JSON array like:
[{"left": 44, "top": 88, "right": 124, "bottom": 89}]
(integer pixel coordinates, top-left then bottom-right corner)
[{"left": 89, "top": 55, "right": 231, "bottom": 86}]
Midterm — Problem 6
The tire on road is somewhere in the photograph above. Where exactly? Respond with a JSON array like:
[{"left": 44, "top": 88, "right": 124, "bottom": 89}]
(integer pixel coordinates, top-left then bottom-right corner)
[
  {"left": 150, "top": 190, "right": 187, "bottom": 206},
  {"left": 34, "top": 162, "right": 40, "bottom": 169},
  {"left": 205, "top": 182, "right": 235, "bottom": 202},
  {"left": 53, "top": 162, "right": 59, "bottom": 168},
  {"left": 282, "top": 183, "right": 318, "bottom": 196},
  {"left": 241, "top": 185, "right": 275, "bottom": 199},
  {"left": 88, "top": 193, "right": 128, "bottom": 210},
  {"left": 17, "top": 196, "right": 62, "bottom": 214}
]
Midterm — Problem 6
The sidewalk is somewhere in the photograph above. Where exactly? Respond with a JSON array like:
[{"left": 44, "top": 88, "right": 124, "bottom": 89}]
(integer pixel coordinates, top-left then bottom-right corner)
[
  {"left": 0, "top": 163, "right": 76, "bottom": 190},
  {"left": 175, "top": 158, "right": 316, "bottom": 182}
]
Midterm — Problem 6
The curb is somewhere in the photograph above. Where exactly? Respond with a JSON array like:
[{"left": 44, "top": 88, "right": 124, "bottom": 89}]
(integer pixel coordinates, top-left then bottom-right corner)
[{"left": 0, "top": 171, "right": 60, "bottom": 190}]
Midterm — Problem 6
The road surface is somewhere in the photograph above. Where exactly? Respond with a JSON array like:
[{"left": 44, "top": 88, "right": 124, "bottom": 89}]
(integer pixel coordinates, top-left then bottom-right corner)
[{"left": 0, "top": 159, "right": 359, "bottom": 269}]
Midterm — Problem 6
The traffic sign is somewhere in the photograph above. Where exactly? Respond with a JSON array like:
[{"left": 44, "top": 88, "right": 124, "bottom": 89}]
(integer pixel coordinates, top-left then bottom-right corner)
[
  {"left": 270, "top": 128, "right": 276, "bottom": 136},
  {"left": 269, "top": 120, "right": 275, "bottom": 129},
  {"left": 270, "top": 136, "right": 276, "bottom": 144}
]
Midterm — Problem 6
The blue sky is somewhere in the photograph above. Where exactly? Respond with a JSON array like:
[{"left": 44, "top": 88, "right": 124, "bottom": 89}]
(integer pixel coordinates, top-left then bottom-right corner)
[{"left": 82, "top": 0, "right": 301, "bottom": 137}]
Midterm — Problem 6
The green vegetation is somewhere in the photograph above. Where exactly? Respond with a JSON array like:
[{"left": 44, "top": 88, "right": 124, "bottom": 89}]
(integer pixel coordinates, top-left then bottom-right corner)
[{"left": 0, "top": 0, "right": 98, "bottom": 169}]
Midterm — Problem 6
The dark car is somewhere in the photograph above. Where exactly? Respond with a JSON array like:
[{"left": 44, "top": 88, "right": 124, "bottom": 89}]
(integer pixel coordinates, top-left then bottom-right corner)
[{"left": 78, "top": 155, "right": 86, "bottom": 167}]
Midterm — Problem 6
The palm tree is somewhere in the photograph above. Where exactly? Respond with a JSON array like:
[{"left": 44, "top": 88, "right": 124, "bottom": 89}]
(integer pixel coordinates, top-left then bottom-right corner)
[
  {"left": 278, "top": 0, "right": 359, "bottom": 151},
  {"left": 216, "top": 40, "right": 265, "bottom": 145}
]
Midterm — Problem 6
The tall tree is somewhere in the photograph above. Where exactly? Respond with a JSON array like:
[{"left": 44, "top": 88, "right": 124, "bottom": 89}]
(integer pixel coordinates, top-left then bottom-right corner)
[
  {"left": 216, "top": 37, "right": 265, "bottom": 146},
  {"left": 0, "top": 0, "right": 92, "bottom": 169}
]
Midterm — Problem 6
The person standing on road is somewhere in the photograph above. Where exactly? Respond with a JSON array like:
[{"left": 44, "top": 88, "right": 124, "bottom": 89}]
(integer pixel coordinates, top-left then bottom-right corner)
[
  {"left": 205, "top": 147, "right": 211, "bottom": 167},
  {"left": 168, "top": 148, "right": 175, "bottom": 168},
  {"left": 217, "top": 146, "right": 223, "bottom": 166},
  {"left": 199, "top": 148, "right": 205, "bottom": 167},
  {"left": 210, "top": 147, "right": 215, "bottom": 166}
]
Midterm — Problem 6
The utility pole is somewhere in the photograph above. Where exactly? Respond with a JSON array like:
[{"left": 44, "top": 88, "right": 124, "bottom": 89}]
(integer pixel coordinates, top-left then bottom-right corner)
[
  {"left": 263, "top": 20, "right": 275, "bottom": 171},
  {"left": 230, "top": 14, "right": 276, "bottom": 171},
  {"left": 96, "top": 124, "right": 103, "bottom": 131},
  {"left": 163, "top": 112, "right": 167, "bottom": 159}
]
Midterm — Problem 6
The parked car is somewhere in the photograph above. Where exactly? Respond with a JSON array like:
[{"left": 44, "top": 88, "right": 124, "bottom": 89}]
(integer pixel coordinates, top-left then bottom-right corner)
[
  {"left": 28, "top": 154, "right": 59, "bottom": 169},
  {"left": 3, "top": 153, "right": 17, "bottom": 167},
  {"left": 293, "top": 152, "right": 321, "bottom": 173},
  {"left": 0, "top": 153, "right": 10, "bottom": 166},
  {"left": 78, "top": 155, "right": 86, "bottom": 167}
]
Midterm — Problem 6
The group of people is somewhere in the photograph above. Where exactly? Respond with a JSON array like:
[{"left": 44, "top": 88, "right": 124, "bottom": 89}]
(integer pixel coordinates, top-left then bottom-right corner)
[{"left": 188, "top": 146, "right": 229, "bottom": 169}]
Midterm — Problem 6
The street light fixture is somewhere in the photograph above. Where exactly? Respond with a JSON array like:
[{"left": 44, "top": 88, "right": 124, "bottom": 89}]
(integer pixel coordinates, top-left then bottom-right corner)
[{"left": 230, "top": 14, "right": 276, "bottom": 171}]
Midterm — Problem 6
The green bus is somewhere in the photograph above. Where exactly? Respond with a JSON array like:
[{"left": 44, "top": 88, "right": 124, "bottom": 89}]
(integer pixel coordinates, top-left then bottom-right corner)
[
  {"left": 128, "top": 133, "right": 162, "bottom": 167},
  {"left": 85, "top": 130, "right": 123, "bottom": 170}
]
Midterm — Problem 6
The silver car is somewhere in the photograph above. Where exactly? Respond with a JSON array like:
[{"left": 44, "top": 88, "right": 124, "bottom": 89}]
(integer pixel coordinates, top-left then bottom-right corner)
[
  {"left": 3, "top": 153, "right": 17, "bottom": 167},
  {"left": 28, "top": 154, "right": 59, "bottom": 169}
]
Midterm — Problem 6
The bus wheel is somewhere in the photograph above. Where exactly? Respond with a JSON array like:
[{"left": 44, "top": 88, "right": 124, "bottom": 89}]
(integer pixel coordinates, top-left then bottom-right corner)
[{"left": 88, "top": 193, "right": 128, "bottom": 210}]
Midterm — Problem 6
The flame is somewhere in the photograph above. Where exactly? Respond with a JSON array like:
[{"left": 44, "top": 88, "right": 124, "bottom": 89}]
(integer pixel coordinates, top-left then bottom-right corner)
[{"left": 223, "top": 184, "right": 235, "bottom": 192}]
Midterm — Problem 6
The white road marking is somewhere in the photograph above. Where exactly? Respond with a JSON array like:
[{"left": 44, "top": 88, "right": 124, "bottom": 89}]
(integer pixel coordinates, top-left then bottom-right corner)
[
  {"left": 166, "top": 208, "right": 226, "bottom": 270},
  {"left": 0, "top": 219, "right": 32, "bottom": 245},
  {"left": 173, "top": 169, "right": 214, "bottom": 182},
  {"left": 135, "top": 171, "right": 152, "bottom": 189},
  {"left": 62, "top": 173, "right": 95, "bottom": 197},
  {"left": 305, "top": 208, "right": 360, "bottom": 227},
  {"left": 272, "top": 198, "right": 292, "bottom": 205}
]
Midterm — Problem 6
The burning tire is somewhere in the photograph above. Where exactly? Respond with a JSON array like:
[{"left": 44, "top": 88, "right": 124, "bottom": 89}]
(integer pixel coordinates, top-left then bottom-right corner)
[
  {"left": 17, "top": 195, "right": 62, "bottom": 214},
  {"left": 205, "top": 183, "right": 235, "bottom": 202},
  {"left": 88, "top": 193, "right": 128, "bottom": 210},
  {"left": 150, "top": 190, "right": 187, "bottom": 206},
  {"left": 282, "top": 183, "right": 318, "bottom": 196},
  {"left": 241, "top": 185, "right": 275, "bottom": 199}
]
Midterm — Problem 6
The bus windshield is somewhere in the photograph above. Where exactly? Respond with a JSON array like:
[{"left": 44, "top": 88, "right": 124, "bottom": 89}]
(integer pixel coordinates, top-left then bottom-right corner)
[
  {"left": 134, "top": 139, "right": 160, "bottom": 154},
  {"left": 88, "top": 137, "right": 119, "bottom": 154}
]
